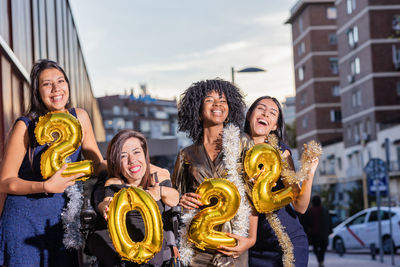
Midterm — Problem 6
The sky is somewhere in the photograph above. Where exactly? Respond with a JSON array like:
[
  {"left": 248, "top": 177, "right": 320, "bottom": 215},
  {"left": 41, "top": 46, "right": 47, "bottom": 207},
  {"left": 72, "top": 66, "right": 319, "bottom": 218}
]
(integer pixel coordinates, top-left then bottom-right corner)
[{"left": 69, "top": 0, "right": 297, "bottom": 105}]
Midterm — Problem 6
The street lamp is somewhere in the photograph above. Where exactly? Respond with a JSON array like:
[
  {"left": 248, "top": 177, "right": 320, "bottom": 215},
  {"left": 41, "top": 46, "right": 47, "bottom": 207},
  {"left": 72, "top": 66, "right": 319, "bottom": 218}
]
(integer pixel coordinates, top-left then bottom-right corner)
[{"left": 231, "top": 66, "right": 266, "bottom": 84}]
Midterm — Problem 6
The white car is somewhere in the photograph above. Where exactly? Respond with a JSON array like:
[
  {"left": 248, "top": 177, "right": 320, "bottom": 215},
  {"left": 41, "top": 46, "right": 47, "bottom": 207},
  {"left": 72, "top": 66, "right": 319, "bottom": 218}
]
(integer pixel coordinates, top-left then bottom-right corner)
[{"left": 329, "top": 207, "right": 400, "bottom": 254}]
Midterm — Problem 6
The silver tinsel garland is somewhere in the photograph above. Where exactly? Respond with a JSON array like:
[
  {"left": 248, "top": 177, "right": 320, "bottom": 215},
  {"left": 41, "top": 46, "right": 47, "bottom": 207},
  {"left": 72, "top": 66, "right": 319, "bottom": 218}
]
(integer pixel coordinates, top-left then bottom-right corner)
[{"left": 61, "top": 181, "right": 84, "bottom": 249}]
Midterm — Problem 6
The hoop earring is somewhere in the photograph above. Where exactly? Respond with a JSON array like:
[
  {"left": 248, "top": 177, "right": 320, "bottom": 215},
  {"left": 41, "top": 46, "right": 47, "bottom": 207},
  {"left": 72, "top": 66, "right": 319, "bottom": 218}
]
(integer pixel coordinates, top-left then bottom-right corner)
[{"left": 224, "top": 117, "right": 229, "bottom": 123}]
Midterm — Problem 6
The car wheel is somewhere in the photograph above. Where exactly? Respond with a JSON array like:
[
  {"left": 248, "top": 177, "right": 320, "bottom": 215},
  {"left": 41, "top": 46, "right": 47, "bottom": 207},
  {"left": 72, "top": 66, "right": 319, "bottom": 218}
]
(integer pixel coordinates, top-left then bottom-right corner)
[
  {"left": 334, "top": 237, "right": 345, "bottom": 256},
  {"left": 383, "top": 236, "right": 395, "bottom": 254}
]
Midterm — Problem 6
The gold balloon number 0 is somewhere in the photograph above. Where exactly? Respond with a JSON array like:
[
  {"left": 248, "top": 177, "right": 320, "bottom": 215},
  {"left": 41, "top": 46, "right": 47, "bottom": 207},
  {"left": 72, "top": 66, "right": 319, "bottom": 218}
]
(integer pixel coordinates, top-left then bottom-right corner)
[
  {"left": 108, "top": 187, "right": 163, "bottom": 264},
  {"left": 244, "top": 143, "right": 293, "bottom": 213},
  {"left": 188, "top": 178, "right": 240, "bottom": 250},
  {"left": 35, "top": 111, "right": 93, "bottom": 181}
]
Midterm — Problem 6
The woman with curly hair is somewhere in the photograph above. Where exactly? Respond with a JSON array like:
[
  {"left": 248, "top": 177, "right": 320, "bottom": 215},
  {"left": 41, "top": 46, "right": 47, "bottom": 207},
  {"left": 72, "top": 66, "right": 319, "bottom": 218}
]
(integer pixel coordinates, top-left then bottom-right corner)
[{"left": 172, "top": 79, "right": 257, "bottom": 267}]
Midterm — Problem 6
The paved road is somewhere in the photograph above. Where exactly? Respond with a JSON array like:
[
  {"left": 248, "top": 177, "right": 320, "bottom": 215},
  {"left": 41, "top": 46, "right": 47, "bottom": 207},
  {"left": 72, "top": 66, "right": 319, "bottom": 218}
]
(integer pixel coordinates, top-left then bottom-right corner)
[{"left": 308, "top": 250, "right": 400, "bottom": 266}]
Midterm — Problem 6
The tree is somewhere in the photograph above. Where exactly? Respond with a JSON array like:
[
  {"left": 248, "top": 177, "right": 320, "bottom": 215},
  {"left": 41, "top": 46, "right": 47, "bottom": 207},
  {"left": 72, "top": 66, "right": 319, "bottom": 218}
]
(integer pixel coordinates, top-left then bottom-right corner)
[
  {"left": 345, "top": 181, "right": 364, "bottom": 216},
  {"left": 285, "top": 121, "right": 297, "bottom": 148}
]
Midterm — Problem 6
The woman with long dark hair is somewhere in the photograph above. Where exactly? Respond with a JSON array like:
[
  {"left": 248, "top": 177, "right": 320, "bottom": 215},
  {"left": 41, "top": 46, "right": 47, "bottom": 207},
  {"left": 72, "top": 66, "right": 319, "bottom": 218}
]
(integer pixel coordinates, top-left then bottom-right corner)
[
  {"left": 0, "top": 59, "right": 105, "bottom": 266},
  {"left": 244, "top": 96, "right": 319, "bottom": 267}
]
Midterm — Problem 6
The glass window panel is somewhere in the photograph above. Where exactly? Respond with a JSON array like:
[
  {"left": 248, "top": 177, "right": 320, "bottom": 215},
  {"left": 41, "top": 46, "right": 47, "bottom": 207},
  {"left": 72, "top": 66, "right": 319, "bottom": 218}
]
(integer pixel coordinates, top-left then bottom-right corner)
[
  {"left": 353, "top": 26, "right": 359, "bottom": 43},
  {"left": 32, "top": 0, "right": 41, "bottom": 61},
  {"left": 326, "top": 7, "right": 337, "bottom": 20},
  {"left": 11, "top": 73, "right": 22, "bottom": 120},
  {"left": 46, "top": 0, "right": 57, "bottom": 61},
  {"left": 11, "top": 1, "right": 33, "bottom": 71},
  {"left": 347, "top": 212, "right": 367, "bottom": 226},
  {"left": 55, "top": 0, "right": 65, "bottom": 66},
  {"left": 355, "top": 57, "right": 360, "bottom": 74},
  {"left": 39, "top": 0, "right": 47, "bottom": 59},
  {"left": 1, "top": 57, "right": 13, "bottom": 133},
  {"left": 0, "top": 0, "right": 10, "bottom": 45}
]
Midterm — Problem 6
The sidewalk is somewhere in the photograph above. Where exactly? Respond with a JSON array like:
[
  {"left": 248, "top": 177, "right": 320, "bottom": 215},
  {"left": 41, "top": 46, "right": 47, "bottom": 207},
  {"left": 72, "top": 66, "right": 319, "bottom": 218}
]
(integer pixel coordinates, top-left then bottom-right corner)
[{"left": 308, "top": 251, "right": 400, "bottom": 267}]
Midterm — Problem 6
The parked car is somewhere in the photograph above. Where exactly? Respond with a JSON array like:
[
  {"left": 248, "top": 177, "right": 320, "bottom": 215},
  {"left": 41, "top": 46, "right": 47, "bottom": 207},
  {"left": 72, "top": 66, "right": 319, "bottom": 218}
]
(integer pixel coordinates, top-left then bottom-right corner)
[{"left": 329, "top": 207, "right": 400, "bottom": 254}]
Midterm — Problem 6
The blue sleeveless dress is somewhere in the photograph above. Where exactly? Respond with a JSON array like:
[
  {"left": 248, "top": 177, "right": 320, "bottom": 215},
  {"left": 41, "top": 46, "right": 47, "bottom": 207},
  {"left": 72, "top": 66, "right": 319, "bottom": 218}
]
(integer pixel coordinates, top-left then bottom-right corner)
[
  {"left": 0, "top": 109, "right": 81, "bottom": 267},
  {"left": 249, "top": 142, "right": 309, "bottom": 267}
]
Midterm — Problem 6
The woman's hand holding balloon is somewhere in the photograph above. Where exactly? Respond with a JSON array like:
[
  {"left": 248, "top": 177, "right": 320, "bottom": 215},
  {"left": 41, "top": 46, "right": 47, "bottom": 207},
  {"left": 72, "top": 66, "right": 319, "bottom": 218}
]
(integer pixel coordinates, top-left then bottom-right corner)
[
  {"left": 43, "top": 164, "right": 83, "bottom": 193},
  {"left": 217, "top": 233, "right": 256, "bottom": 259},
  {"left": 178, "top": 192, "right": 203, "bottom": 210}
]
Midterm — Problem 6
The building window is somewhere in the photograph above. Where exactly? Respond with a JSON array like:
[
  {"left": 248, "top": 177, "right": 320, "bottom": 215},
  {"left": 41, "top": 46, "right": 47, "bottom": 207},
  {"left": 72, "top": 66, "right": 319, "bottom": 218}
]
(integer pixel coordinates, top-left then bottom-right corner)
[
  {"left": 396, "top": 80, "right": 400, "bottom": 96},
  {"left": 328, "top": 33, "right": 337, "bottom": 45},
  {"left": 302, "top": 116, "right": 308, "bottom": 129},
  {"left": 113, "top": 118, "right": 125, "bottom": 130},
  {"left": 113, "top": 106, "right": 121, "bottom": 115},
  {"left": 329, "top": 57, "right": 339, "bottom": 75},
  {"left": 298, "top": 66, "right": 305, "bottom": 81},
  {"left": 297, "top": 42, "right": 305, "bottom": 56},
  {"left": 299, "top": 17, "right": 303, "bottom": 33},
  {"left": 105, "top": 120, "right": 113, "bottom": 129},
  {"left": 337, "top": 157, "right": 342, "bottom": 170},
  {"left": 393, "top": 15, "right": 400, "bottom": 32},
  {"left": 347, "top": 0, "right": 356, "bottom": 15},
  {"left": 347, "top": 126, "right": 352, "bottom": 141},
  {"left": 161, "top": 122, "right": 170, "bottom": 134},
  {"left": 352, "top": 90, "right": 362, "bottom": 107},
  {"left": 392, "top": 45, "right": 400, "bottom": 70},
  {"left": 140, "top": 120, "right": 150, "bottom": 132},
  {"left": 326, "top": 7, "right": 337, "bottom": 19},
  {"left": 332, "top": 85, "right": 340, "bottom": 96},
  {"left": 354, "top": 124, "right": 360, "bottom": 143},
  {"left": 365, "top": 118, "right": 371, "bottom": 135},
  {"left": 300, "top": 92, "right": 307, "bottom": 105},
  {"left": 125, "top": 121, "right": 133, "bottom": 129},
  {"left": 350, "top": 57, "right": 360, "bottom": 77},
  {"left": 347, "top": 26, "right": 358, "bottom": 48},
  {"left": 330, "top": 110, "right": 342, "bottom": 122},
  {"left": 356, "top": 90, "right": 362, "bottom": 106}
]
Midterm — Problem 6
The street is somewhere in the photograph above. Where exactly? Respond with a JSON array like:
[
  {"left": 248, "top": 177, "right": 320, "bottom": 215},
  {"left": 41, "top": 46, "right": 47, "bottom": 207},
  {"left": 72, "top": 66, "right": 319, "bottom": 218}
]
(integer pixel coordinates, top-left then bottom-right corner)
[{"left": 308, "top": 250, "right": 400, "bottom": 266}]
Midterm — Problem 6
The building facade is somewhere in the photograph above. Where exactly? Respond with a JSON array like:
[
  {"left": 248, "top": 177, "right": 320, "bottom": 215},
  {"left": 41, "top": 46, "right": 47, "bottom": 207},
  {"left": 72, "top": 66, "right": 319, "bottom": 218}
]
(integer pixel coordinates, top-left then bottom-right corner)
[
  {"left": 0, "top": 0, "right": 105, "bottom": 160},
  {"left": 97, "top": 92, "right": 191, "bottom": 172},
  {"left": 287, "top": 0, "right": 400, "bottom": 217},
  {"left": 286, "top": 0, "right": 343, "bottom": 148}
]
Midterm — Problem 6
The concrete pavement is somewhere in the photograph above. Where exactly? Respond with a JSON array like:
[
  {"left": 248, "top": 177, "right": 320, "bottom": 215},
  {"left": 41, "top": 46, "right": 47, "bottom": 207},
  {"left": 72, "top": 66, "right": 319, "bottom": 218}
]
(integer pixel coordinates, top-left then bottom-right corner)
[{"left": 308, "top": 251, "right": 400, "bottom": 267}]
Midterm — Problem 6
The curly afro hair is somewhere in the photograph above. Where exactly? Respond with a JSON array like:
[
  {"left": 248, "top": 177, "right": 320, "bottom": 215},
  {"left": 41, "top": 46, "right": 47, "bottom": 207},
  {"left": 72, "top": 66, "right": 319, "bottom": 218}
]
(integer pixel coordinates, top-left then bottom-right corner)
[{"left": 178, "top": 79, "right": 246, "bottom": 143}]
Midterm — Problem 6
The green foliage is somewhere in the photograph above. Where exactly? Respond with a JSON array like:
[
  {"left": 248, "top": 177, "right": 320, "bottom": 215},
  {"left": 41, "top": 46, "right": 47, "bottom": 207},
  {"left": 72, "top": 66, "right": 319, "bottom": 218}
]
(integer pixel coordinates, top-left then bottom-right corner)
[
  {"left": 285, "top": 122, "right": 297, "bottom": 148},
  {"left": 345, "top": 181, "right": 364, "bottom": 216}
]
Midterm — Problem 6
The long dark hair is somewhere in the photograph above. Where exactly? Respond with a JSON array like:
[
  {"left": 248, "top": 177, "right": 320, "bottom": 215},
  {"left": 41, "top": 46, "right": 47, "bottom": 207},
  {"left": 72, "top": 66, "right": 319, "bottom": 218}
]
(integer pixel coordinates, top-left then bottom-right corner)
[
  {"left": 25, "top": 59, "right": 72, "bottom": 120},
  {"left": 106, "top": 130, "right": 151, "bottom": 189},
  {"left": 178, "top": 79, "right": 246, "bottom": 143},
  {"left": 244, "top": 96, "right": 288, "bottom": 144}
]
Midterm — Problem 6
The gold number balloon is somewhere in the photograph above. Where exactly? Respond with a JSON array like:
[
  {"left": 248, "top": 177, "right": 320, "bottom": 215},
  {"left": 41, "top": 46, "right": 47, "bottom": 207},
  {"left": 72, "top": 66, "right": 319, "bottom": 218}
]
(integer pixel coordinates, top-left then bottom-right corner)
[
  {"left": 108, "top": 187, "right": 163, "bottom": 264},
  {"left": 34, "top": 111, "right": 93, "bottom": 181},
  {"left": 244, "top": 143, "right": 293, "bottom": 213},
  {"left": 188, "top": 178, "right": 240, "bottom": 250}
]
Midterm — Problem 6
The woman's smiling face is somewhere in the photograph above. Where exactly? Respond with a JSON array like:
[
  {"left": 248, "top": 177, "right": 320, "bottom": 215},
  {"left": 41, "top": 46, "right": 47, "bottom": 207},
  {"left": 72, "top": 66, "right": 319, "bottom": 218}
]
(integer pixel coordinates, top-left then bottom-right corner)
[
  {"left": 38, "top": 68, "right": 69, "bottom": 111},
  {"left": 201, "top": 91, "right": 229, "bottom": 126},
  {"left": 120, "top": 137, "right": 147, "bottom": 186},
  {"left": 248, "top": 98, "right": 279, "bottom": 139}
]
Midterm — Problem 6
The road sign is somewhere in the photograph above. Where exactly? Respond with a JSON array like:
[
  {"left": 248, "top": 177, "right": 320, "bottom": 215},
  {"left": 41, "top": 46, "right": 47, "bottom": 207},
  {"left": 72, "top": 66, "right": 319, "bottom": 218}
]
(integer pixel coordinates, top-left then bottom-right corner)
[{"left": 364, "top": 158, "right": 388, "bottom": 196}]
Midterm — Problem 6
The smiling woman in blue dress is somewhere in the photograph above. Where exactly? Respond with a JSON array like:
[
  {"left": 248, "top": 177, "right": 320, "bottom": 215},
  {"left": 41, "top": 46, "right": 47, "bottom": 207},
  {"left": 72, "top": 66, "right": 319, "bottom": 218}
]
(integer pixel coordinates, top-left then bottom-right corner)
[
  {"left": 0, "top": 59, "right": 106, "bottom": 266},
  {"left": 244, "top": 96, "right": 319, "bottom": 267}
]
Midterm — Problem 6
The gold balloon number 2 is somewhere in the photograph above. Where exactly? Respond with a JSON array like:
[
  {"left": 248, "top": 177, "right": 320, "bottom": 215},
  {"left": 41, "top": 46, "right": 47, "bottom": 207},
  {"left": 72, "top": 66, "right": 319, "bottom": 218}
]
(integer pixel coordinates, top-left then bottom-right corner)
[
  {"left": 34, "top": 111, "right": 93, "bottom": 181},
  {"left": 244, "top": 143, "right": 293, "bottom": 213},
  {"left": 188, "top": 178, "right": 240, "bottom": 250},
  {"left": 108, "top": 187, "right": 163, "bottom": 264}
]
